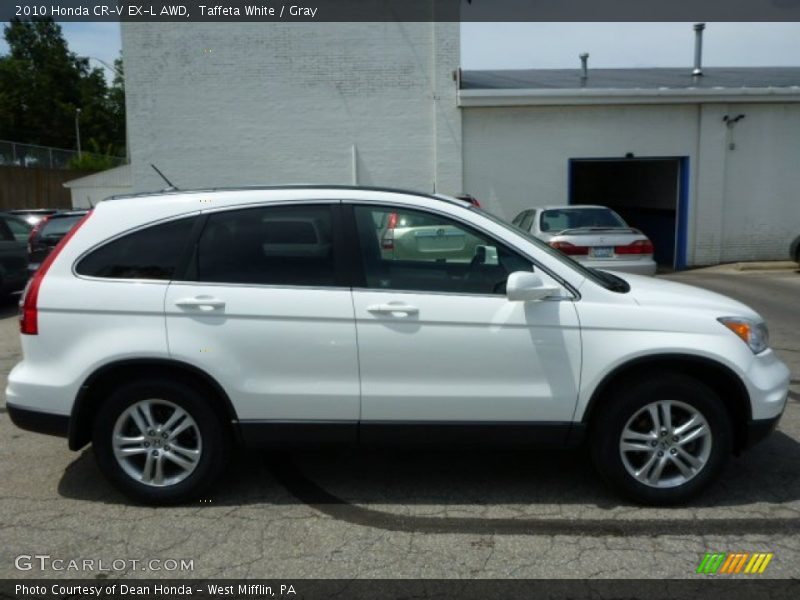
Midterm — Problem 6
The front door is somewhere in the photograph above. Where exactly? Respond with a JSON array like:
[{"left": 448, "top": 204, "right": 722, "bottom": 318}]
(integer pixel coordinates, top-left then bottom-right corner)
[{"left": 348, "top": 204, "right": 582, "bottom": 443}]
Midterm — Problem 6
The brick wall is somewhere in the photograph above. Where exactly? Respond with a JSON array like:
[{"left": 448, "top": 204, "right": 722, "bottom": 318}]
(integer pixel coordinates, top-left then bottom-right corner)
[{"left": 121, "top": 22, "right": 462, "bottom": 195}]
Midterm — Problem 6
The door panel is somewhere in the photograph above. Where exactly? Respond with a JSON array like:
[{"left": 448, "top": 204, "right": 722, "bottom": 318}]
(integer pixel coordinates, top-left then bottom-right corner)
[
  {"left": 165, "top": 284, "right": 359, "bottom": 421},
  {"left": 353, "top": 290, "right": 581, "bottom": 422}
]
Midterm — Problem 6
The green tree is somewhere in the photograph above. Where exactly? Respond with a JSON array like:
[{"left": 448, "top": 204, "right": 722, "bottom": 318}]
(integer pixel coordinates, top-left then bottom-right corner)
[{"left": 0, "top": 18, "right": 125, "bottom": 158}]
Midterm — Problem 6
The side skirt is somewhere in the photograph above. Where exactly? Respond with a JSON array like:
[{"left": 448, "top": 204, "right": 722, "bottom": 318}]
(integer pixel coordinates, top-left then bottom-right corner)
[{"left": 238, "top": 420, "right": 584, "bottom": 448}]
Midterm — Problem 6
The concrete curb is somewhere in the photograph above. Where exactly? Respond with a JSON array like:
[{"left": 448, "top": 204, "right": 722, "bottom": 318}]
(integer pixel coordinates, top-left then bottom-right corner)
[
  {"left": 679, "top": 261, "right": 799, "bottom": 274},
  {"left": 734, "top": 261, "right": 799, "bottom": 272}
]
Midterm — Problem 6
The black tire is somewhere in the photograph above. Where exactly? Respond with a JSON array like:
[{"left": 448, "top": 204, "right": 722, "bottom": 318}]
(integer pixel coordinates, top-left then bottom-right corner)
[
  {"left": 590, "top": 372, "right": 732, "bottom": 505},
  {"left": 92, "top": 377, "right": 230, "bottom": 505}
]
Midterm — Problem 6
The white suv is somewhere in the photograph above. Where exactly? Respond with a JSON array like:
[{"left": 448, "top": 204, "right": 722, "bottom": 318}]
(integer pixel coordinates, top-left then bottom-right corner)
[{"left": 6, "top": 186, "right": 789, "bottom": 505}]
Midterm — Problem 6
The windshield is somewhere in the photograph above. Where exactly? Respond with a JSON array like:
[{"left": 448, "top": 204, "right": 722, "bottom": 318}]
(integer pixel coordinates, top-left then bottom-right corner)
[
  {"left": 472, "top": 207, "right": 630, "bottom": 293},
  {"left": 540, "top": 207, "right": 627, "bottom": 232}
]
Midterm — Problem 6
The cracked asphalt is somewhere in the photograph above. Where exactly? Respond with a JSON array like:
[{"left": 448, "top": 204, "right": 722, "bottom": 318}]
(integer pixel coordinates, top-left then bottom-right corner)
[{"left": 1, "top": 268, "right": 798, "bottom": 579}]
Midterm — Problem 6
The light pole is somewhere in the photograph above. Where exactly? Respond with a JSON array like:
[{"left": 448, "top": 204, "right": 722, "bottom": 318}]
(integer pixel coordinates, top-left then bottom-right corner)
[
  {"left": 75, "top": 107, "right": 82, "bottom": 158},
  {"left": 81, "top": 56, "right": 122, "bottom": 78}
]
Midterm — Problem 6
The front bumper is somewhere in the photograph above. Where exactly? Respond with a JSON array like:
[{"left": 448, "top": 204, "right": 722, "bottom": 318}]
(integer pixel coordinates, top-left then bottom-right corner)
[
  {"left": 745, "top": 413, "right": 783, "bottom": 449},
  {"left": 7, "top": 403, "right": 69, "bottom": 438}
]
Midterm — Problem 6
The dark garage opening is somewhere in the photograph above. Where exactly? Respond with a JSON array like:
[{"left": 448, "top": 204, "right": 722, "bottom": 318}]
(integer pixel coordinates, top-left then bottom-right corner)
[{"left": 569, "top": 158, "right": 686, "bottom": 269}]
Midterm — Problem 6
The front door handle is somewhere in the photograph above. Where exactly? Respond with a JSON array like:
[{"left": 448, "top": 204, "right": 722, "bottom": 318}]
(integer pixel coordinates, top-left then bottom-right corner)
[
  {"left": 367, "top": 303, "right": 419, "bottom": 316},
  {"left": 174, "top": 296, "right": 226, "bottom": 311}
]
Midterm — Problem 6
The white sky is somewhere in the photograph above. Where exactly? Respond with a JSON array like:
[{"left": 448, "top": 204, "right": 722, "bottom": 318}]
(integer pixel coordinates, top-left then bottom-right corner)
[
  {"left": 461, "top": 23, "right": 800, "bottom": 69},
  {"left": 1, "top": 22, "right": 799, "bottom": 73}
]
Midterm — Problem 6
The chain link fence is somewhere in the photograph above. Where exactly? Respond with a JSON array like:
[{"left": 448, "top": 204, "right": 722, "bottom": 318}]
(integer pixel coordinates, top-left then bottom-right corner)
[{"left": 0, "top": 140, "right": 126, "bottom": 170}]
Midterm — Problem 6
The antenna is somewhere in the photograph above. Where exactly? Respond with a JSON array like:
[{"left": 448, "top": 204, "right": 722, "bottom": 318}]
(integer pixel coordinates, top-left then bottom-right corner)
[{"left": 150, "top": 164, "right": 178, "bottom": 191}]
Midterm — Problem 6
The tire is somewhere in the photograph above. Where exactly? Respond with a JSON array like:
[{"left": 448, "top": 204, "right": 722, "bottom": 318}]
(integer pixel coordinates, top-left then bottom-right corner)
[
  {"left": 92, "top": 377, "right": 231, "bottom": 505},
  {"left": 590, "top": 373, "right": 732, "bottom": 505}
]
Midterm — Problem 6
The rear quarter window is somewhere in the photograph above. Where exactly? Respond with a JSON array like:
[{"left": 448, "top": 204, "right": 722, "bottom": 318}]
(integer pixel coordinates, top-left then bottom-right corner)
[{"left": 76, "top": 217, "right": 196, "bottom": 280}]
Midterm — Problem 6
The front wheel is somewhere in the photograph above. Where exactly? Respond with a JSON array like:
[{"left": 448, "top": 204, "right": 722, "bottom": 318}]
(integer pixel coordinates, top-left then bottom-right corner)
[
  {"left": 92, "top": 378, "right": 230, "bottom": 505},
  {"left": 591, "top": 374, "right": 732, "bottom": 505}
]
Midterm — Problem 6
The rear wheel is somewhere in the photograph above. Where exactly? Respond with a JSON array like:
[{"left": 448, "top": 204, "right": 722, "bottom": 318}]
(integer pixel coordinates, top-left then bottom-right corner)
[
  {"left": 93, "top": 378, "right": 230, "bottom": 505},
  {"left": 591, "top": 373, "right": 732, "bottom": 505}
]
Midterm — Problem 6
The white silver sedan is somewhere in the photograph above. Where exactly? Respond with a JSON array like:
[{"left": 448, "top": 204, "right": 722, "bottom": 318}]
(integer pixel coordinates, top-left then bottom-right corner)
[{"left": 512, "top": 205, "right": 657, "bottom": 276}]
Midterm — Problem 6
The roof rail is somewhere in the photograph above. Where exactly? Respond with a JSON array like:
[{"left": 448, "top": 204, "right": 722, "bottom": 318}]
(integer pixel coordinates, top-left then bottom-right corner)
[{"left": 105, "top": 184, "right": 467, "bottom": 205}]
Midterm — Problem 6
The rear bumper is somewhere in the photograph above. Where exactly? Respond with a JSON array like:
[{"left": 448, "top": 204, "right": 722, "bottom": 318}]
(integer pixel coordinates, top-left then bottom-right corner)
[
  {"left": 6, "top": 403, "right": 69, "bottom": 438},
  {"left": 588, "top": 259, "right": 658, "bottom": 276}
]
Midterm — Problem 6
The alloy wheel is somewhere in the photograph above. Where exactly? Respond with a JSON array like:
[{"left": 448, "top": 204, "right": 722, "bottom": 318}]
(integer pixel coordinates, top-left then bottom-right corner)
[
  {"left": 619, "top": 400, "right": 713, "bottom": 489},
  {"left": 112, "top": 399, "right": 202, "bottom": 487}
]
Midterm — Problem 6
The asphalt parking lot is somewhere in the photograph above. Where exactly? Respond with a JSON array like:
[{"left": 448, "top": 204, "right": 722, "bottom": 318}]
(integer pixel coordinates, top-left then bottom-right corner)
[{"left": 1, "top": 268, "right": 798, "bottom": 579}]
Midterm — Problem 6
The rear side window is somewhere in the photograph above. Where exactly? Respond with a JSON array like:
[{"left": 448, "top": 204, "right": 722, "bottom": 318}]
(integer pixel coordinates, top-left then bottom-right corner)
[
  {"left": 76, "top": 217, "right": 196, "bottom": 280},
  {"left": 195, "top": 205, "right": 337, "bottom": 287}
]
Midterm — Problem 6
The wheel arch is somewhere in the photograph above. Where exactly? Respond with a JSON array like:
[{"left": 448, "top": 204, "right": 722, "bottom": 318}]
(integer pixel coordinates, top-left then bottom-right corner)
[
  {"left": 581, "top": 353, "right": 752, "bottom": 452},
  {"left": 69, "top": 358, "right": 239, "bottom": 450}
]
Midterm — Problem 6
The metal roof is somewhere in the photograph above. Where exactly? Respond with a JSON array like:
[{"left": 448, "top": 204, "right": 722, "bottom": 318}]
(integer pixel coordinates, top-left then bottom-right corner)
[{"left": 460, "top": 67, "right": 800, "bottom": 91}]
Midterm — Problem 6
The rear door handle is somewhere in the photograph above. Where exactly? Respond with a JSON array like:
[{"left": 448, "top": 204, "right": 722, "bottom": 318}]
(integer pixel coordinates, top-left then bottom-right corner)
[
  {"left": 174, "top": 296, "right": 226, "bottom": 311},
  {"left": 367, "top": 303, "right": 419, "bottom": 316}
]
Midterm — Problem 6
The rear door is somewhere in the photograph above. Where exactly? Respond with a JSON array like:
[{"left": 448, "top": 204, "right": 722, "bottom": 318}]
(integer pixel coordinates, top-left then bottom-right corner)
[{"left": 164, "top": 202, "right": 360, "bottom": 441}]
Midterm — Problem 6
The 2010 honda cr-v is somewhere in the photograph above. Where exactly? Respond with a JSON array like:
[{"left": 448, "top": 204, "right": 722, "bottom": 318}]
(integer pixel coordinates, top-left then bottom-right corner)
[{"left": 6, "top": 186, "right": 790, "bottom": 505}]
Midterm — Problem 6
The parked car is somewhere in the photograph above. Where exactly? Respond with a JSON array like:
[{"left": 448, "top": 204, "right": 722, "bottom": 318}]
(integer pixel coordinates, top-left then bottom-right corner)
[
  {"left": 0, "top": 212, "right": 32, "bottom": 296},
  {"left": 512, "top": 205, "right": 657, "bottom": 276},
  {"left": 6, "top": 186, "right": 789, "bottom": 506},
  {"left": 27, "top": 210, "right": 89, "bottom": 275},
  {"left": 8, "top": 208, "right": 60, "bottom": 227},
  {"left": 377, "top": 210, "right": 485, "bottom": 263},
  {"left": 454, "top": 193, "right": 481, "bottom": 207}
]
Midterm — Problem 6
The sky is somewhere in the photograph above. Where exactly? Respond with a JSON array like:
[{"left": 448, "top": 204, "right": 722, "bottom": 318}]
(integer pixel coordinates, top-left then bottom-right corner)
[{"left": 1, "top": 22, "right": 799, "bottom": 73}]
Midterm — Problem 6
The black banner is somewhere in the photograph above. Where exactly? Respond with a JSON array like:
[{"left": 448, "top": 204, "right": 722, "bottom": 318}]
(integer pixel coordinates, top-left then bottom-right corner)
[
  {"left": 2, "top": 0, "right": 800, "bottom": 23},
  {"left": 2, "top": 580, "right": 800, "bottom": 600}
]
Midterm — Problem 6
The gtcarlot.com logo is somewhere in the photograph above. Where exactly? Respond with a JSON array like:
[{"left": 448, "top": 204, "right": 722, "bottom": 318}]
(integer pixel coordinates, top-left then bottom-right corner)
[
  {"left": 696, "top": 552, "right": 773, "bottom": 574},
  {"left": 14, "top": 554, "right": 194, "bottom": 572}
]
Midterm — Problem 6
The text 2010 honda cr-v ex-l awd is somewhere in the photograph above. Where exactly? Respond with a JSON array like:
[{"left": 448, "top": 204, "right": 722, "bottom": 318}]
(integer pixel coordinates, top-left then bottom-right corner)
[{"left": 6, "top": 187, "right": 790, "bottom": 505}]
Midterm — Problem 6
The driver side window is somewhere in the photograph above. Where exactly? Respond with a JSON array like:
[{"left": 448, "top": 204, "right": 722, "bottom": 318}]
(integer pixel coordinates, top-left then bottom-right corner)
[{"left": 353, "top": 205, "right": 533, "bottom": 295}]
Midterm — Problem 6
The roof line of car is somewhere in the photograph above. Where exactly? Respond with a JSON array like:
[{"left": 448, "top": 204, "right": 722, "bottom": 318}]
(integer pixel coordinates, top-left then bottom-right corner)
[{"left": 106, "top": 184, "right": 468, "bottom": 206}]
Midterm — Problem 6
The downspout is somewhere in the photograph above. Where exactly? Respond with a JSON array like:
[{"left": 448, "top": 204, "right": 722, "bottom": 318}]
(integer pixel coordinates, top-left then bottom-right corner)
[{"left": 431, "top": 20, "right": 438, "bottom": 193}]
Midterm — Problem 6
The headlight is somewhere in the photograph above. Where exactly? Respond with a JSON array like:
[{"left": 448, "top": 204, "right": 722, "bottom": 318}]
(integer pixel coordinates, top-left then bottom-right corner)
[{"left": 718, "top": 317, "right": 769, "bottom": 354}]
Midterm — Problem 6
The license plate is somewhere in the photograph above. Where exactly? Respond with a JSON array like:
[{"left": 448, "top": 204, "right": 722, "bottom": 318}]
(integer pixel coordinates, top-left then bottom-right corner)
[{"left": 590, "top": 246, "right": 613, "bottom": 258}]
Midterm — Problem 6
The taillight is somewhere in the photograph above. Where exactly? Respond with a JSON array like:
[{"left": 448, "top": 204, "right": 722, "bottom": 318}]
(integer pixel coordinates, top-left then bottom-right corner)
[
  {"left": 381, "top": 212, "right": 398, "bottom": 250},
  {"left": 27, "top": 215, "right": 49, "bottom": 253},
  {"left": 549, "top": 241, "right": 589, "bottom": 256},
  {"left": 614, "top": 240, "right": 654, "bottom": 255},
  {"left": 20, "top": 211, "right": 92, "bottom": 335}
]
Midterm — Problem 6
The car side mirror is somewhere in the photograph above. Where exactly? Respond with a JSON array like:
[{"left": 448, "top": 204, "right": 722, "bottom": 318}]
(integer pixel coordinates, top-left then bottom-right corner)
[{"left": 506, "top": 271, "right": 560, "bottom": 302}]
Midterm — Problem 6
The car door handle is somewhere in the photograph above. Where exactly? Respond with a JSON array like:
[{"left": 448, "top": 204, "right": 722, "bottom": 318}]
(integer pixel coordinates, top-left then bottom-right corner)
[
  {"left": 174, "top": 296, "right": 226, "bottom": 311},
  {"left": 367, "top": 303, "right": 419, "bottom": 316}
]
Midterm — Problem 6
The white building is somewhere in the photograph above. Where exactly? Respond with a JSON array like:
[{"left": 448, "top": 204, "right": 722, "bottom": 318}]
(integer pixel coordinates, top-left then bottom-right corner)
[
  {"left": 120, "top": 23, "right": 800, "bottom": 268},
  {"left": 63, "top": 164, "right": 132, "bottom": 208}
]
